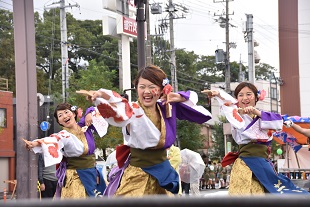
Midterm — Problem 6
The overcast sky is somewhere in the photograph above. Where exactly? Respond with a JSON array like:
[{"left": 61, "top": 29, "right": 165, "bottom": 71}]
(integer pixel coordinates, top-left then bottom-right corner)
[{"left": 1, "top": 0, "right": 279, "bottom": 72}]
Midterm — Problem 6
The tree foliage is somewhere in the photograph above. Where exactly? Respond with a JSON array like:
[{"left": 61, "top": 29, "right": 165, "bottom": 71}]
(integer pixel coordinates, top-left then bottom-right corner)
[
  {"left": 0, "top": 10, "right": 15, "bottom": 91},
  {"left": 177, "top": 120, "right": 205, "bottom": 150},
  {"left": 211, "top": 121, "right": 225, "bottom": 159}
]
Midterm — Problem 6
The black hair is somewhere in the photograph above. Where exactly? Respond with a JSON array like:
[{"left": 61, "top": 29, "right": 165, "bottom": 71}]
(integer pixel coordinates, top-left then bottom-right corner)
[{"left": 53, "top": 103, "right": 78, "bottom": 126}]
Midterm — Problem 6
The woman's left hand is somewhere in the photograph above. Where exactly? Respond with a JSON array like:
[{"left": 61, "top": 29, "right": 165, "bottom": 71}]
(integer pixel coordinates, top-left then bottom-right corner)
[{"left": 85, "top": 113, "right": 93, "bottom": 126}]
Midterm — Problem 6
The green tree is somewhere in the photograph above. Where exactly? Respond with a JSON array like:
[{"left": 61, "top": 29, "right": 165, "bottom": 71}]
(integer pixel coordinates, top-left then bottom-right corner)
[
  {"left": 254, "top": 63, "right": 277, "bottom": 80},
  {"left": 65, "top": 59, "right": 124, "bottom": 151},
  {"left": 67, "top": 59, "right": 118, "bottom": 107},
  {"left": 177, "top": 120, "right": 205, "bottom": 151},
  {"left": 210, "top": 116, "right": 238, "bottom": 160},
  {"left": 0, "top": 10, "right": 15, "bottom": 92},
  {"left": 211, "top": 120, "right": 225, "bottom": 159}
]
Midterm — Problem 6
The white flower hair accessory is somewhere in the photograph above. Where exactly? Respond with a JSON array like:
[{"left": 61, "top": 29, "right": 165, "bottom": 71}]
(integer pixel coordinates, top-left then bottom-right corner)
[
  {"left": 71, "top": 106, "right": 77, "bottom": 111},
  {"left": 162, "top": 78, "right": 170, "bottom": 86}
]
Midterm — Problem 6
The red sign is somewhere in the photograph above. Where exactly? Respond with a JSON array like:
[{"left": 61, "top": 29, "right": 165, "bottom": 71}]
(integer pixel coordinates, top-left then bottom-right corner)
[{"left": 122, "top": 16, "right": 137, "bottom": 37}]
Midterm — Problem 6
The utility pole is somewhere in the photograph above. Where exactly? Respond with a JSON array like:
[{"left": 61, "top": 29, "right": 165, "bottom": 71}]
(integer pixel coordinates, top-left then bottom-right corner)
[
  {"left": 214, "top": 0, "right": 233, "bottom": 93},
  {"left": 45, "top": 0, "right": 79, "bottom": 102},
  {"left": 239, "top": 54, "right": 245, "bottom": 82},
  {"left": 60, "top": 0, "right": 69, "bottom": 102},
  {"left": 168, "top": 0, "right": 177, "bottom": 92},
  {"left": 135, "top": 0, "right": 146, "bottom": 70},
  {"left": 13, "top": 0, "right": 38, "bottom": 199},
  {"left": 164, "top": 1, "right": 188, "bottom": 92},
  {"left": 225, "top": 0, "right": 230, "bottom": 92},
  {"left": 245, "top": 14, "right": 255, "bottom": 84},
  {"left": 145, "top": 0, "right": 152, "bottom": 65}
]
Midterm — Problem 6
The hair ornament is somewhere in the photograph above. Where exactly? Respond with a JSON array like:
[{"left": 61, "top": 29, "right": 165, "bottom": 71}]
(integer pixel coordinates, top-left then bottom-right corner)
[
  {"left": 162, "top": 78, "right": 170, "bottom": 86},
  {"left": 71, "top": 105, "right": 78, "bottom": 111},
  {"left": 257, "top": 89, "right": 266, "bottom": 101}
]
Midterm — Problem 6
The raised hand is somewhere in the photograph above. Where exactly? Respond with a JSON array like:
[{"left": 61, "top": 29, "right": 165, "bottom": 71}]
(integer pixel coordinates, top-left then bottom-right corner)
[{"left": 283, "top": 120, "right": 293, "bottom": 128}]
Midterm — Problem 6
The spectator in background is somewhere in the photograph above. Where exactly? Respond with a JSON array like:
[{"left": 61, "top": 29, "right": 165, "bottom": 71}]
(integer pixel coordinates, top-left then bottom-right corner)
[
  {"left": 179, "top": 162, "right": 190, "bottom": 196},
  {"left": 38, "top": 153, "right": 58, "bottom": 198},
  {"left": 206, "top": 162, "right": 216, "bottom": 189}
]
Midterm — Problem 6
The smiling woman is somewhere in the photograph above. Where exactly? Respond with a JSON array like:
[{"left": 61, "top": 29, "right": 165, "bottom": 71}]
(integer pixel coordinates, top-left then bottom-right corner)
[
  {"left": 208, "top": 81, "right": 309, "bottom": 195},
  {"left": 86, "top": 64, "right": 212, "bottom": 197},
  {"left": 23, "top": 102, "right": 107, "bottom": 199}
]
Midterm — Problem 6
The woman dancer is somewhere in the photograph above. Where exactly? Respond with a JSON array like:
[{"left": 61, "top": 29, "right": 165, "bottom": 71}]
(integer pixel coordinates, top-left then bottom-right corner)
[
  {"left": 24, "top": 103, "right": 106, "bottom": 198},
  {"left": 204, "top": 82, "right": 309, "bottom": 194},
  {"left": 88, "top": 64, "right": 212, "bottom": 196}
]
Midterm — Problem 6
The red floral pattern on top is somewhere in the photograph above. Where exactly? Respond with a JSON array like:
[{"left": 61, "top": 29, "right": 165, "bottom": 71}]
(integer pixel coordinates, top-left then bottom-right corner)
[
  {"left": 224, "top": 102, "right": 233, "bottom": 106},
  {"left": 113, "top": 116, "right": 125, "bottom": 122},
  {"left": 112, "top": 91, "right": 122, "bottom": 98},
  {"left": 48, "top": 145, "right": 59, "bottom": 158},
  {"left": 97, "top": 103, "right": 117, "bottom": 118},
  {"left": 232, "top": 108, "right": 243, "bottom": 122},
  {"left": 132, "top": 103, "right": 140, "bottom": 109},
  {"left": 50, "top": 134, "right": 61, "bottom": 141},
  {"left": 123, "top": 100, "right": 133, "bottom": 118},
  {"left": 50, "top": 131, "right": 70, "bottom": 141}
]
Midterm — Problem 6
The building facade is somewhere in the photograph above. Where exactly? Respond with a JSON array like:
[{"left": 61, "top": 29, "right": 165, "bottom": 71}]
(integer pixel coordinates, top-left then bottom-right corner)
[
  {"left": 0, "top": 89, "right": 15, "bottom": 192},
  {"left": 279, "top": 0, "right": 310, "bottom": 117}
]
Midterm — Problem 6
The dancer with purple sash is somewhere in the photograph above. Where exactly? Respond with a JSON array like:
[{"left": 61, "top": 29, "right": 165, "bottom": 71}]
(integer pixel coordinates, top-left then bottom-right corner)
[
  {"left": 88, "top": 65, "right": 212, "bottom": 196},
  {"left": 24, "top": 103, "right": 107, "bottom": 198},
  {"left": 204, "top": 82, "right": 309, "bottom": 194}
]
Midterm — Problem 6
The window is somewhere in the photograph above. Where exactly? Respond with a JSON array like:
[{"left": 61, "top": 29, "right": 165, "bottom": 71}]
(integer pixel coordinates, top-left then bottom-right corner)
[
  {"left": 0, "top": 108, "right": 7, "bottom": 128},
  {"left": 270, "top": 87, "right": 277, "bottom": 100}
]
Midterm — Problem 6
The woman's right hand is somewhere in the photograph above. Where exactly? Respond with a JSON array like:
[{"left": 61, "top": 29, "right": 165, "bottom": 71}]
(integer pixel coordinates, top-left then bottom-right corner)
[
  {"left": 90, "top": 90, "right": 111, "bottom": 102},
  {"left": 22, "top": 139, "right": 40, "bottom": 150},
  {"left": 201, "top": 90, "right": 220, "bottom": 98}
]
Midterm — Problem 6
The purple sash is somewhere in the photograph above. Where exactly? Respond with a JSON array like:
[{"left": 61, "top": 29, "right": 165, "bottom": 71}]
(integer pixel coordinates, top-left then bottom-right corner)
[
  {"left": 103, "top": 156, "right": 130, "bottom": 197},
  {"left": 54, "top": 161, "right": 67, "bottom": 198}
]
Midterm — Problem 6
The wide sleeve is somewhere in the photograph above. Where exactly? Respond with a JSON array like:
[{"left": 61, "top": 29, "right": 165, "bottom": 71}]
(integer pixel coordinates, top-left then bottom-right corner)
[
  {"left": 78, "top": 106, "right": 95, "bottom": 126},
  {"left": 90, "top": 107, "right": 109, "bottom": 138},
  {"left": 174, "top": 90, "right": 212, "bottom": 124},
  {"left": 212, "top": 89, "right": 245, "bottom": 129},
  {"left": 94, "top": 89, "right": 144, "bottom": 127},
  {"left": 241, "top": 112, "right": 283, "bottom": 143},
  {"left": 32, "top": 130, "right": 84, "bottom": 167},
  {"left": 260, "top": 111, "right": 283, "bottom": 130}
]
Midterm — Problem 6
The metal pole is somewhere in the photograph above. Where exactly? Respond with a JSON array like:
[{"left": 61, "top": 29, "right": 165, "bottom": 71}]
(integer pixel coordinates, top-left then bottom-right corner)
[
  {"left": 60, "top": 0, "right": 69, "bottom": 102},
  {"left": 246, "top": 14, "right": 255, "bottom": 84},
  {"left": 145, "top": 0, "right": 152, "bottom": 65},
  {"left": 136, "top": 0, "right": 146, "bottom": 70},
  {"left": 225, "top": 0, "right": 230, "bottom": 93},
  {"left": 169, "top": 0, "right": 178, "bottom": 92}
]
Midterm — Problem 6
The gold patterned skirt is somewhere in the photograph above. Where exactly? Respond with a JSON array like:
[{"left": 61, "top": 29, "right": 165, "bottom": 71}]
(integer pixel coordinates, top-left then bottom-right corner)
[
  {"left": 60, "top": 169, "right": 87, "bottom": 199},
  {"left": 228, "top": 158, "right": 265, "bottom": 195},
  {"left": 115, "top": 164, "right": 173, "bottom": 197}
]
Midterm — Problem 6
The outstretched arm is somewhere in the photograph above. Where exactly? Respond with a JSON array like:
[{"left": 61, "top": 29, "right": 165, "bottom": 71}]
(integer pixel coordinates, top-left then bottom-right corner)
[
  {"left": 23, "top": 138, "right": 40, "bottom": 150},
  {"left": 284, "top": 120, "right": 310, "bottom": 138},
  {"left": 201, "top": 89, "right": 237, "bottom": 105}
]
